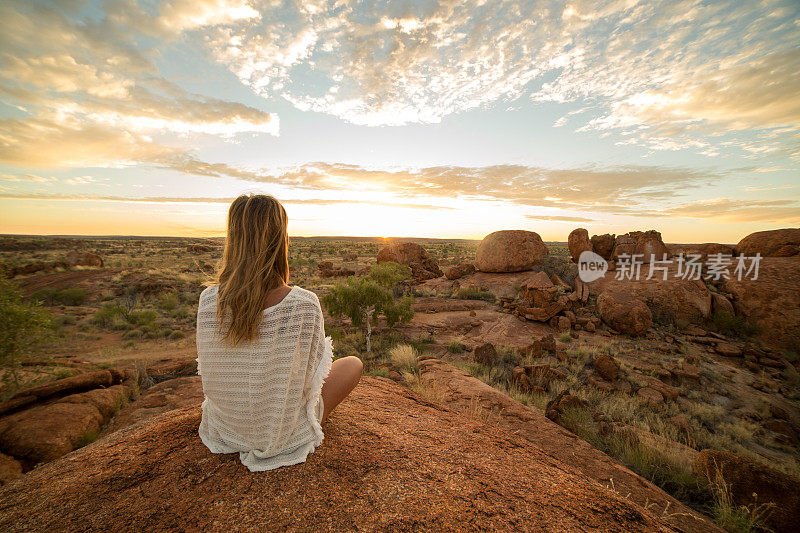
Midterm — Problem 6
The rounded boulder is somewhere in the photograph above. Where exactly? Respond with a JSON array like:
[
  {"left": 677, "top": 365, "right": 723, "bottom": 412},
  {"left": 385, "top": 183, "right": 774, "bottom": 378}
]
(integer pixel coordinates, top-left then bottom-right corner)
[{"left": 474, "top": 230, "right": 549, "bottom": 273}]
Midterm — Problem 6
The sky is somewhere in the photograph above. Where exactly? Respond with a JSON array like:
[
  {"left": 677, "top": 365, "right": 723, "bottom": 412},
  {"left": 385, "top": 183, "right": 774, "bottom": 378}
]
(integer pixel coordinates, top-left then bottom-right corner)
[{"left": 0, "top": 0, "right": 798, "bottom": 242}]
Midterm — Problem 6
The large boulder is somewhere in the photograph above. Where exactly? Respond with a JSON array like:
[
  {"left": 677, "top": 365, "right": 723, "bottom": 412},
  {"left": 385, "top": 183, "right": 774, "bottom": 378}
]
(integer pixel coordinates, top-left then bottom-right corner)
[
  {"left": 720, "top": 257, "right": 800, "bottom": 349},
  {"left": 613, "top": 231, "right": 669, "bottom": 263},
  {"left": 597, "top": 290, "right": 652, "bottom": 335},
  {"left": 694, "top": 449, "right": 800, "bottom": 533},
  {"left": 474, "top": 230, "right": 549, "bottom": 273},
  {"left": 417, "top": 359, "right": 719, "bottom": 532},
  {"left": 0, "top": 452, "right": 22, "bottom": 486},
  {"left": 0, "top": 378, "right": 680, "bottom": 532},
  {"left": 589, "top": 267, "right": 712, "bottom": 326},
  {"left": 667, "top": 243, "right": 734, "bottom": 260},
  {"left": 377, "top": 242, "right": 442, "bottom": 280},
  {"left": 0, "top": 370, "right": 116, "bottom": 416},
  {"left": 590, "top": 234, "right": 616, "bottom": 260},
  {"left": 735, "top": 228, "right": 800, "bottom": 257},
  {"left": 0, "top": 384, "right": 130, "bottom": 468},
  {"left": 568, "top": 228, "right": 592, "bottom": 263},
  {"left": 104, "top": 376, "right": 203, "bottom": 434},
  {"left": 444, "top": 263, "right": 475, "bottom": 280}
]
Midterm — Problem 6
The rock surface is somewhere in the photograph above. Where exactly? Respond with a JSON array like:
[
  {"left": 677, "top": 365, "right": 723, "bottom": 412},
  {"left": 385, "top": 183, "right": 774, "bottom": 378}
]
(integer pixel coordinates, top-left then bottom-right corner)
[
  {"left": 444, "top": 262, "right": 475, "bottom": 280},
  {"left": 735, "top": 228, "right": 800, "bottom": 257},
  {"left": 104, "top": 376, "right": 203, "bottom": 434},
  {"left": 568, "top": 228, "right": 592, "bottom": 263},
  {"left": 417, "top": 360, "right": 720, "bottom": 532},
  {"left": 589, "top": 268, "right": 712, "bottom": 325},
  {"left": 0, "top": 384, "right": 129, "bottom": 468},
  {"left": 721, "top": 257, "right": 800, "bottom": 349},
  {"left": 597, "top": 290, "right": 652, "bottom": 335},
  {"left": 377, "top": 242, "right": 443, "bottom": 280},
  {"left": 591, "top": 234, "right": 616, "bottom": 260},
  {"left": 0, "top": 378, "right": 681, "bottom": 532},
  {"left": 474, "top": 230, "right": 549, "bottom": 273},
  {"left": 694, "top": 449, "right": 800, "bottom": 533}
]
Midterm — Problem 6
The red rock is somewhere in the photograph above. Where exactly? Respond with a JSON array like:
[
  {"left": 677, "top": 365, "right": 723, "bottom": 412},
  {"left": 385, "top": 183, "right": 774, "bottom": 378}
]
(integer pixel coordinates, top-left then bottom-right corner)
[
  {"left": 0, "top": 384, "right": 129, "bottom": 467},
  {"left": 0, "top": 378, "right": 687, "bottom": 532},
  {"left": 377, "top": 242, "right": 442, "bottom": 280},
  {"left": 714, "top": 342, "right": 742, "bottom": 357},
  {"left": 104, "top": 377, "right": 203, "bottom": 434},
  {"left": 557, "top": 316, "right": 571, "bottom": 330},
  {"left": 735, "top": 228, "right": 800, "bottom": 257},
  {"left": 1, "top": 370, "right": 115, "bottom": 416},
  {"left": 636, "top": 387, "right": 664, "bottom": 405},
  {"left": 721, "top": 257, "right": 800, "bottom": 350},
  {"left": 416, "top": 360, "right": 717, "bottom": 532},
  {"left": 473, "top": 343, "right": 498, "bottom": 366},
  {"left": 597, "top": 290, "right": 652, "bottom": 336},
  {"left": 590, "top": 234, "right": 616, "bottom": 260},
  {"left": 474, "top": 230, "right": 549, "bottom": 273},
  {"left": 694, "top": 449, "right": 800, "bottom": 533},
  {"left": 593, "top": 354, "right": 620, "bottom": 381},
  {"left": 568, "top": 228, "right": 592, "bottom": 263},
  {"left": 0, "top": 452, "right": 22, "bottom": 486},
  {"left": 444, "top": 263, "right": 475, "bottom": 280},
  {"left": 710, "top": 293, "right": 734, "bottom": 316}
]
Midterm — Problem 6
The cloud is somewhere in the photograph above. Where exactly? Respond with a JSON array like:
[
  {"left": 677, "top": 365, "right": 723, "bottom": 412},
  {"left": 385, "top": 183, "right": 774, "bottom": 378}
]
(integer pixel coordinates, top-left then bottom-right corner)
[
  {"left": 525, "top": 214, "right": 596, "bottom": 223},
  {"left": 0, "top": 0, "right": 278, "bottom": 168},
  {"left": 666, "top": 198, "right": 800, "bottom": 223},
  {"left": 195, "top": 0, "right": 799, "bottom": 159}
]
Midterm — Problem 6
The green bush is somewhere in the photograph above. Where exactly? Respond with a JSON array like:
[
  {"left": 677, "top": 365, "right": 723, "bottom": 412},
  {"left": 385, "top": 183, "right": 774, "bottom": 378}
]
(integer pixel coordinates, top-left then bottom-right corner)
[
  {"left": 91, "top": 302, "right": 125, "bottom": 327},
  {"left": 123, "top": 329, "right": 143, "bottom": 339},
  {"left": 169, "top": 330, "right": 186, "bottom": 340},
  {"left": 158, "top": 293, "right": 179, "bottom": 311},
  {"left": 53, "top": 288, "right": 87, "bottom": 306},
  {"left": 0, "top": 279, "right": 53, "bottom": 387},
  {"left": 128, "top": 309, "right": 158, "bottom": 326}
]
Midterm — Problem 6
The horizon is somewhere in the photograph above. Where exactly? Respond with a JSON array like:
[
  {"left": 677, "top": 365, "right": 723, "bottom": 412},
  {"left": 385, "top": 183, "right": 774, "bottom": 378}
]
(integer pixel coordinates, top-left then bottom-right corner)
[{"left": 1, "top": 1, "right": 799, "bottom": 241}]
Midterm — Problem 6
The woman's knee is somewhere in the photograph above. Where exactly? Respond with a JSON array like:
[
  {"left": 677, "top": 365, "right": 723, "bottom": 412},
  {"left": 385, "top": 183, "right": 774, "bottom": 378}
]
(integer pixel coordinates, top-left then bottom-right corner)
[{"left": 342, "top": 356, "right": 363, "bottom": 376}]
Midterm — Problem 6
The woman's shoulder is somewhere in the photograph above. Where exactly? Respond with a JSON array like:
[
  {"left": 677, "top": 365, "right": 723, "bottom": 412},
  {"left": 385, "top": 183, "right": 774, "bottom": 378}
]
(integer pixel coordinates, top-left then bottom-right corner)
[
  {"left": 289, "top": 286, "right": 321, "bottom": 308},
  {"left": 199, "top": 285, "right": 218, "bottom": 302}
]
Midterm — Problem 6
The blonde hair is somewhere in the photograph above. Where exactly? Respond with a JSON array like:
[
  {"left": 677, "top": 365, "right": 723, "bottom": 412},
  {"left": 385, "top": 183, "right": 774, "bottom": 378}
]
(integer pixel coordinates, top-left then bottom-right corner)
[{"left": 215, "top": 194, "right": 289, "bottom": 345}]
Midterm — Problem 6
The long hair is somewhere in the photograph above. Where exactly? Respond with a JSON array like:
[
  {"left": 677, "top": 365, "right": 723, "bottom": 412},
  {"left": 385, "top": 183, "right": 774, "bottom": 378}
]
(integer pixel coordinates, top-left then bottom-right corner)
[{"left": 215, "top": 194, "right": 289, "bottom": 345}]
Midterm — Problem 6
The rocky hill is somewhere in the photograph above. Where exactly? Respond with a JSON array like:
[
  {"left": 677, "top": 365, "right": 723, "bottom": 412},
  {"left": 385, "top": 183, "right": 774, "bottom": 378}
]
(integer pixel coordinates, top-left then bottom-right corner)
[{"left": 1, "top": 377, "right": 680, "bottom": 532}]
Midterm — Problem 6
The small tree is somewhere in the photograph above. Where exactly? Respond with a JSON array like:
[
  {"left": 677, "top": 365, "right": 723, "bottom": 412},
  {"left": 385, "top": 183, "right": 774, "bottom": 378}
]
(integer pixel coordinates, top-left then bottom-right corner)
[
  {"left": 0, "top": 279, "right": 52, "bottom": 388},
  {"left": 322, "top": 262, "right": 413, "bottom": 353}
]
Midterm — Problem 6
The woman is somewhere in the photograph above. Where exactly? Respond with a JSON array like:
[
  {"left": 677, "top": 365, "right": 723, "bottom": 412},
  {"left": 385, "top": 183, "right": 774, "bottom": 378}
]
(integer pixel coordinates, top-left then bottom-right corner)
[{"left": 196, "top": 194, "right": 362, "bottom": 471}]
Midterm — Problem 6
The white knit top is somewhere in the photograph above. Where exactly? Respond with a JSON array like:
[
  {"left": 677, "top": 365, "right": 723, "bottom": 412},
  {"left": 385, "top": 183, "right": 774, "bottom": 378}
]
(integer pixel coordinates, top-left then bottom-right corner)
[{"left": 195, "top": 285, "right": 333, "bottom": 471}]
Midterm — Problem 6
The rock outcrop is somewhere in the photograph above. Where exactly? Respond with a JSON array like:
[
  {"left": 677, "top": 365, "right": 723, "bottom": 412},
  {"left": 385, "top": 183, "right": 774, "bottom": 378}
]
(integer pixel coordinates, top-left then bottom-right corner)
[
  {"left": 613, "top": 231, "right": 669, "bottom": 263},
  {"left": 417, "top": 360, "right": 720, "bottom": 533},
  {"left": 0, "top": 378, "right": 682, "bottom": 532},
  {"left": 568, "top": 228, "right": 592, "bottom": 263},
  {"left": 721, "top": 257, "right": 800, "bottom": 350},
  {"left": 591, "top": 234, "right": 616, "bottom": 260},
  {"left": 735, "top": 228, "right": 800, "bottom": 257},
  {"left": 444, "top": 262, "right": 475, "bottom": 280},
  {"left": 377, "top": 242, "right": 442, "bottom": 281},
  {"left": 474, "top": 230, "right": 548, "bottom": 273},
  {"left": 694, "top": 449, "right": 800, "bottom": 533},
  {"left": 597, "top": 290, "right": 652, "bottom": 335}
]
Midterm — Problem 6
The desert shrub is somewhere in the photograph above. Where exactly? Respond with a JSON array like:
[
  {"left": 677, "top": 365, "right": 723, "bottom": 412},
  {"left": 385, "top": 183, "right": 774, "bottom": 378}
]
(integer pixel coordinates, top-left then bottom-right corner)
[
  {"left": 0, "top": 279, "right": 53, "bottom": 386},
  {"left": 54, "top": 368, "right": 75, "bottom": 380},
  {"left": 158, "top": 292, "right": 179, "bottom": 311},
  {"left": 389, "top": 344, "right": 417, "bottom": 373},
  {"left": 559, "top": 332, "right": 572, "bottom": 343},
  {"left": 169, "top": 330, "right": 186, "bottom": 340},
  {"left": 127, "top": 309, "right": 158, "bottom": 326},
  {"left": 706, "top": 466, "right": 774, "bottom": 533},
  {"left": 53, "top": 288, "right": 87, "bottom": 306},
  {"left": 77, "top": 429, "right": 99, "bottom": 448},
  {"left": 91, "top": 302, "right": 125, "bottom": 327},
  {"left": 447, "top": 340, "right": 465, "bottom": 353},
  {"left": 453, "top": 288, "right": 495, "bottom": 302},
  {"left": 123, "top": 329, "right": 143, "bottom": 339},
  {"left": 30, "top": 288, "right": 57, "bottom": 305},
  {"left": 53, "top": 314, "right": 77, "bottom": 327},
  {"left": 709, "top": 311, "right": 760, "bottom": 338}
]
